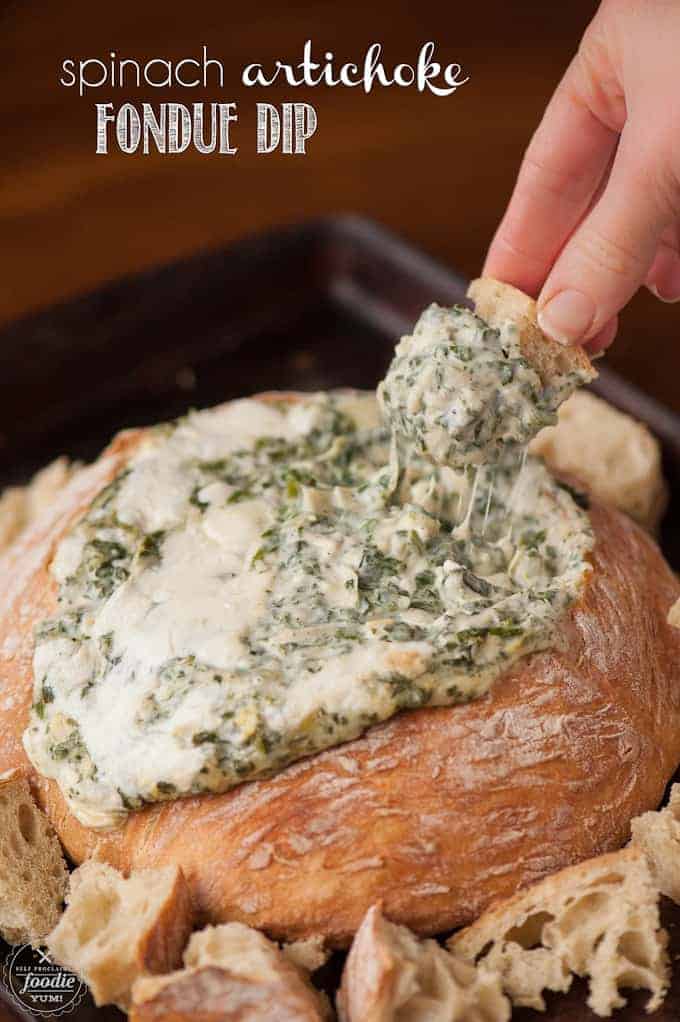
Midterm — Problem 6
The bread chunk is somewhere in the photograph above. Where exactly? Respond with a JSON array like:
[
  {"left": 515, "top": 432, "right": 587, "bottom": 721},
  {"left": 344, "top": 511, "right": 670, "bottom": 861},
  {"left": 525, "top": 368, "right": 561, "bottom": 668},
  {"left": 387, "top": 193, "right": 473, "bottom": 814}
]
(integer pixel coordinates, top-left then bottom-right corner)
[
  {"left": 338, "top": 904, "right": 509, "bottom": 1022},
  {"left": 471, "top": 278, "right": 667, "bottom": 532},
  {"left": 531, "top": 390, "right": 667, "bottom": 531},
  {"left": 0, "top": 773, "right": 67, "bottom": 946},
  {"left": 449, "top": 847, "right": 668, "bottom": 1017},
  {"left": 467, "top": 278, "right": 596, "bottom": 391},
  {"left": 632, "top": 783, "right": 680, "bottom": 903},
  {"left": 46, "top": 860, "right": 193, "bottom": 1009},
  {"left": 130, "top": 922, "right": 330, "bottom": 1022},
  {"left": 0, "top": 458, "right": 78, "bottom": 556}
]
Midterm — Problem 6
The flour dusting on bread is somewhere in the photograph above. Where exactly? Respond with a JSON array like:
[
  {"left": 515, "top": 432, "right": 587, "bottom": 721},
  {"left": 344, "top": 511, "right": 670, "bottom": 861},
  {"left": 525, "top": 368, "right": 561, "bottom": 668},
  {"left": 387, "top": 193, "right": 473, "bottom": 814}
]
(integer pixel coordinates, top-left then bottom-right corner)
[
  {"left": 0, "top": 458, "right": 79, "bottom": 557},
  {"left": 23, "top": 389, "right": 594, "bottom": 828}
]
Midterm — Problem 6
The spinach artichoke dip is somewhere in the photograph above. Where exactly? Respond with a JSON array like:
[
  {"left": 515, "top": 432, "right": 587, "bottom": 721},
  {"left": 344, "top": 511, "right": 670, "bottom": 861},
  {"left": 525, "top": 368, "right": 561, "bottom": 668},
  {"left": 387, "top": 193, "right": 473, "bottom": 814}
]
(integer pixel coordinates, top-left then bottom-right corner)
[
  {"left": 24, "top": 305, "right": 594, "bottom": 828},
  {"left": 379, "top": 304, "right": 590, "bottom": 468}
]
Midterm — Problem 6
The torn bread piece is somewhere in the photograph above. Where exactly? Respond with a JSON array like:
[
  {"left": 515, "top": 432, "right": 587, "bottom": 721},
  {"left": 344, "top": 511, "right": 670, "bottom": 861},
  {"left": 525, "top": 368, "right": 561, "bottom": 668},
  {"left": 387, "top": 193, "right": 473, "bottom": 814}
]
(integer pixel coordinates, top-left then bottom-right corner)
[
  {"left": 531, "top": 390, "right": 667, "bottom": 532},
  {"left": 632, "top": 783, "right": 680, "bottom": 903},
  {"left": 338, "top": 904, "right": 509, "bottom": 1022},
  {"left": 449, "top": 847, "right": 668, "bottom": 1018},
  {"left": 130, "top": 922, "right": 330, "bottom": 1022},
  {"left": 0, "top": 458, "right": 79, "bottom": 555},
  {"left": 0, "top": 773, "right": 67, "bottom": 946},
  {"left": 467, "top": 278, "right": 597, "bottom": 395},
  {"left": 46, "top": 860, "right": 193, "bottom": 1010}
]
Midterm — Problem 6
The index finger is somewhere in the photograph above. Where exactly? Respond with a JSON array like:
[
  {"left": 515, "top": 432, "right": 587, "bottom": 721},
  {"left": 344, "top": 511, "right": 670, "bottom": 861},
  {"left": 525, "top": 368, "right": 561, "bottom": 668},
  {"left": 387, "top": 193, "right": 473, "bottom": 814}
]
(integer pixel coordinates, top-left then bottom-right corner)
[{"left": 483, "top": 53, "right": 620, "bottom": 296}]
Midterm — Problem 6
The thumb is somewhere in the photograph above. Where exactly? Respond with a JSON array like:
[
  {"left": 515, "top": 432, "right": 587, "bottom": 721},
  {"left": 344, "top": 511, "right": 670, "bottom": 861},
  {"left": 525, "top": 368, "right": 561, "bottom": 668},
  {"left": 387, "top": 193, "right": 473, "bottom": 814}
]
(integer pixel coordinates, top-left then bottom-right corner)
[{"left": 537, "top": 127, "right": 677, "bottom": 345}]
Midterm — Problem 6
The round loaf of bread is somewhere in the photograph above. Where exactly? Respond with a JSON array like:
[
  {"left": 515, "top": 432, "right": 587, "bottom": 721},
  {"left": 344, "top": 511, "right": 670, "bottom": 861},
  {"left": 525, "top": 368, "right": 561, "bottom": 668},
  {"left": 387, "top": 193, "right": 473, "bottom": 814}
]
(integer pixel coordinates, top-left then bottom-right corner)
[{"left": 1, "top": 393, "right": 680, "bottom": 947}]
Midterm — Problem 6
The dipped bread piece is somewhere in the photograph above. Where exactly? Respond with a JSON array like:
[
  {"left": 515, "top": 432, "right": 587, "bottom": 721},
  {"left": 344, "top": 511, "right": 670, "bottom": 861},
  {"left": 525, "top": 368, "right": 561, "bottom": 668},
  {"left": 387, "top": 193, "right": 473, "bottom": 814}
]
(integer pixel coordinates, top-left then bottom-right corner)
[
  {"left": 0, "top": 283, "right": 679, "bottom": 945},
  {"left": 378, "top": 277, "right": 596, "bottom": 468}
]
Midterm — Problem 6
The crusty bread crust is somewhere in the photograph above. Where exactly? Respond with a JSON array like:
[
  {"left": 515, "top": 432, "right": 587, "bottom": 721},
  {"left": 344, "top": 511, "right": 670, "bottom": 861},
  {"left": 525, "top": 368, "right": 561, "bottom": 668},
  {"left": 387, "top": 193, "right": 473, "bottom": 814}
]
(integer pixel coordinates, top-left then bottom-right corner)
[
  {"left": 131, "top": 923, "right": 330, "bottom": 1022},
  {"left": 467, "top": 277, "right": 597, "bottom": 387},
  {"left": 131, "top": 966, "right": 327, "bottom": 1022},
  {"left": 1, "top": 396, "right": 680, "bottom": 946}
]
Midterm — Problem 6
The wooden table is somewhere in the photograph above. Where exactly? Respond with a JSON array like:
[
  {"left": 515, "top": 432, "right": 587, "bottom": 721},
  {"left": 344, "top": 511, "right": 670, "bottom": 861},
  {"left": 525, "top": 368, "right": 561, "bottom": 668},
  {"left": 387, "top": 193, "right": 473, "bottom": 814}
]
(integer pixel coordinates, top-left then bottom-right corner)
[{"left": 0, "top": 0, "right": 677, "bottom": 410}]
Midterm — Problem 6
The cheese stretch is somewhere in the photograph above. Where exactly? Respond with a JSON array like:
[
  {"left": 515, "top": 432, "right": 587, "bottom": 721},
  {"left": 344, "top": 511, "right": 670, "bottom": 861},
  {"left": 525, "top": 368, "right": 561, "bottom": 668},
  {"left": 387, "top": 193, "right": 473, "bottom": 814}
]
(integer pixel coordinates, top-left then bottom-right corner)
[{"left": 24, "top": 307, "right": 593, "bottom": 828}]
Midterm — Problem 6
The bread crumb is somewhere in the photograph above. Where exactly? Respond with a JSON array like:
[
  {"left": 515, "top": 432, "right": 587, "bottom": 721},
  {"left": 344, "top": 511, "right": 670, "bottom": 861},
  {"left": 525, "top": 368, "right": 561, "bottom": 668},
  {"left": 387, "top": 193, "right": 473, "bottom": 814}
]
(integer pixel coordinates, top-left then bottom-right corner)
[{"left": 282, "top": 935, "right": 329, "bottom": 973}]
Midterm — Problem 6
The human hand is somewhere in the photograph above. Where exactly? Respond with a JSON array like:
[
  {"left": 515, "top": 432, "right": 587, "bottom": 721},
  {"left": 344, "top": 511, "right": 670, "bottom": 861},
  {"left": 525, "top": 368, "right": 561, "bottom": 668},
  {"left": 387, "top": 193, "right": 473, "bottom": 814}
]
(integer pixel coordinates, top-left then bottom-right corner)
[{"left": 484, "top": 0, "right": 680, "bottom": 353}]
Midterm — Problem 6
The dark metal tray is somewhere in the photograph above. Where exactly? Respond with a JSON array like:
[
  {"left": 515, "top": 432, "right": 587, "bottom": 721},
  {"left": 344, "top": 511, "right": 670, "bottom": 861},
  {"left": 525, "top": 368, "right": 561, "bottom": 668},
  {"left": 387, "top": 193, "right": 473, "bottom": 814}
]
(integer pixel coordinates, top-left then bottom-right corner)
[{"left": 1, "top": 216, "right": 680, "bottom": 1021}]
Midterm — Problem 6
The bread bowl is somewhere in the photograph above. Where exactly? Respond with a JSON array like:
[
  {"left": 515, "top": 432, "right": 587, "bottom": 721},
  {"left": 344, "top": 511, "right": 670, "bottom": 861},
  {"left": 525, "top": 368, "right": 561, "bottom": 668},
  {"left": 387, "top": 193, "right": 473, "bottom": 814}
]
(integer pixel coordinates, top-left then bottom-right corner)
[{"left": 1, "top": 280, "right": 679, "bottom": 949}]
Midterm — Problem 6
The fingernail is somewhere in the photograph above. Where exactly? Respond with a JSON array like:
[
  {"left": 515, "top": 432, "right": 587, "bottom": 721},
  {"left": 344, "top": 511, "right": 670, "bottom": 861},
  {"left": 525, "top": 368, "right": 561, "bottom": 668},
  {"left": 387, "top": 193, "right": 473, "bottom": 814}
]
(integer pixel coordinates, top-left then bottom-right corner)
[
  {"left": 649, "top": 278, "right": 680, "bottom": 304},
  {"left": 538, "top": 290, "right": 595, "bottom": 345}
]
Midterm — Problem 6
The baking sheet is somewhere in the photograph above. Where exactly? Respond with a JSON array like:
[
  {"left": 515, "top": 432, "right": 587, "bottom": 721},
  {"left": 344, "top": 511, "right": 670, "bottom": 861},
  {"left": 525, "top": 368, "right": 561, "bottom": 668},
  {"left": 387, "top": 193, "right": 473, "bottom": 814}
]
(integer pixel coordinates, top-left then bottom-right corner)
[{"left": 1, "top": 215, "right": 680, "bottom": 1021}]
